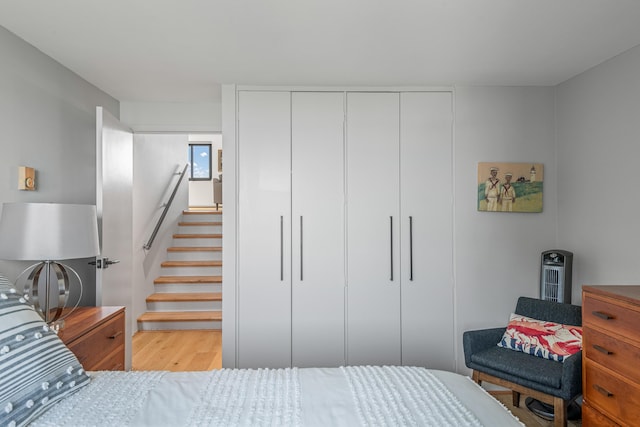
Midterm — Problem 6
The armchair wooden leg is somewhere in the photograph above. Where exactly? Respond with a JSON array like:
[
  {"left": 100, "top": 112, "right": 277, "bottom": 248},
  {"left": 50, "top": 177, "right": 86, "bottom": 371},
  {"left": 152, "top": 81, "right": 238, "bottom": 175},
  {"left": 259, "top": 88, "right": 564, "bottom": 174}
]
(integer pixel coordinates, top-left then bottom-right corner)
[
  {"left": 512, "top": 391, "right": 521, "bottom": 407},
  {"left": 472, "top": 370, "right": 481, "bottom": 385},
  {"left": 553, "top": 397, "right": 567, "bottom": 427}
]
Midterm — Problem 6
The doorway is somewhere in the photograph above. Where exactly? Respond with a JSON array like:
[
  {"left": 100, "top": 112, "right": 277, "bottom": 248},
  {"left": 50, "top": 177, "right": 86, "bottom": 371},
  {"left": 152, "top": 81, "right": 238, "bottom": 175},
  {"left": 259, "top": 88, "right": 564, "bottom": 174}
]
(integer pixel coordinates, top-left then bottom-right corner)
[{"left": 132, "top": 132, "right": 223, "bottom": 368}]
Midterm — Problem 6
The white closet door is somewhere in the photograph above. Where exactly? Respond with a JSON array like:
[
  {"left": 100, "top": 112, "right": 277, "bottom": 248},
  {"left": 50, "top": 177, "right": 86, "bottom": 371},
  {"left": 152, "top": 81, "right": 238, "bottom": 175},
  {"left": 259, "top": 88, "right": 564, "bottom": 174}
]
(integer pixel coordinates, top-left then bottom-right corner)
[
  {"left": 291, "top": 92, "right": 345, "bottom": 367},
  {"left": 346, "top": 92, "right": 401, "bottom": 365},
  {"left": 400, "top": 92, "right": 454, "bottom": 370},
  {"left": 237, "top": 91, "right": 292, "bottom": 368}
]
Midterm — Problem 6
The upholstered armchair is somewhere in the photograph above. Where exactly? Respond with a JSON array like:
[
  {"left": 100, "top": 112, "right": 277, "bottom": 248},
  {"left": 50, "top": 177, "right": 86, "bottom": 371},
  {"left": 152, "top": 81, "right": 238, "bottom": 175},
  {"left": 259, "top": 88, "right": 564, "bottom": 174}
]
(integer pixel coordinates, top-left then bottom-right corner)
[
  {"left": 463, "top": 297, "right": 582, "bottom": 427},
  {"left": 213, "top": 174, "right": 222, "bottom": 210}
]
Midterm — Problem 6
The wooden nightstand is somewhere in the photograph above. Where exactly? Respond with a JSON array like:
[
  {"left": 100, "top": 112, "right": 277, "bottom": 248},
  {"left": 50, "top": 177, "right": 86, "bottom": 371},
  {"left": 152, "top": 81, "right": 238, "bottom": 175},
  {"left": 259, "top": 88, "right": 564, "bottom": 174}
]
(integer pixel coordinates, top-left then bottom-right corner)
[{"left": 58, "top": 306, "right": 125, "bottom": 371}]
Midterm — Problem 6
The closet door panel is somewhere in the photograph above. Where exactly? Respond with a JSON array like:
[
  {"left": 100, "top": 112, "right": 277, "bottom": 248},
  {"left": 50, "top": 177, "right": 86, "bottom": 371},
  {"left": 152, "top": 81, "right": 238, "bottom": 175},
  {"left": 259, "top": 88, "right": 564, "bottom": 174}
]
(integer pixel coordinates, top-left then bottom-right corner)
[
  {"left": 346, "top": 92, "right": 401, "bottom": 365},
  {"left": 291, "top": 92, "right": 345, "bottom": 367},
  {"left": 400, "top": 92, "right": 454, "bottom": 370},
  {"left": 237, "top": 91, "right": 292, "bottom": 368}
]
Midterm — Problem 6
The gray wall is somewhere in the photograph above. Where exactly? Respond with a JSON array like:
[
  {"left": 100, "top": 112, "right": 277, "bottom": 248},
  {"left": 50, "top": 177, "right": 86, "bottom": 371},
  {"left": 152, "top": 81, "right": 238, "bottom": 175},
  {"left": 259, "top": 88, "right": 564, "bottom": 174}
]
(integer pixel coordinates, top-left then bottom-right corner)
[
  {"left": 121, "top": 101, "right": 221, "bottom": 133},
  {"left": 453, "top": 86, "right": 558, "bottom": 373},
  {"left": 132, "top": 133, "right": 189, "bottom": 332},
  {"left": 0, "top": 26, "right": 119, "bottom": 304},
  {"left": 556, "top": 44, "right": 640, "bottom": 290}
]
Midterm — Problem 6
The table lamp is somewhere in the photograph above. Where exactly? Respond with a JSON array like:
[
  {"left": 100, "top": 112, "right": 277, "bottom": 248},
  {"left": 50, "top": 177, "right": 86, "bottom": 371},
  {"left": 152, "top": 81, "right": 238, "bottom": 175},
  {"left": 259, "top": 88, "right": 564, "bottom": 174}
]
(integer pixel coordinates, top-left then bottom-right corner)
[{"left": 0, "top": 202, "right": 100, "bottom": 326}]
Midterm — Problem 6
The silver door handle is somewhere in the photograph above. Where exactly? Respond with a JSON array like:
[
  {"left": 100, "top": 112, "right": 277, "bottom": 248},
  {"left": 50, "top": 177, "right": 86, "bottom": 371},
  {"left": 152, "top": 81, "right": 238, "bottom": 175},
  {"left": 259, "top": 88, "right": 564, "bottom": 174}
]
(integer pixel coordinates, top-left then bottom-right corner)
[{"left": 89, "top": 258, "right": 120, "bottom": 269}]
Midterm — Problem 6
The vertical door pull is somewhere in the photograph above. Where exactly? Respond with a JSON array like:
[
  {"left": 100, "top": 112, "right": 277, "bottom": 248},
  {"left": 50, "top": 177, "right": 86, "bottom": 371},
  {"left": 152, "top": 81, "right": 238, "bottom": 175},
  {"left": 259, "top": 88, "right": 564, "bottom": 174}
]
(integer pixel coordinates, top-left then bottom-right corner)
[
  {"left": 280, "top": 216, "right": 284, "bottom": 281},
  {"left": 409, "top": 216, "right": 414, "bottom": 281},
  {"left": 300, "top": 216, "right": 304, "bottom": 281},
  {"left": 390, "top": 216, "right": 394, "bottom": 281}
]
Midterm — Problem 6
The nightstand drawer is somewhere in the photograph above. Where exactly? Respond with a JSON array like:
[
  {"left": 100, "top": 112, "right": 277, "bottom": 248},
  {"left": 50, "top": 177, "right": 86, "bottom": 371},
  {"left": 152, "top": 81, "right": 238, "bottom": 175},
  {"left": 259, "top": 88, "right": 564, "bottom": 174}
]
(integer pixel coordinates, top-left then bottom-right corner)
[
  {"left": 583, "top": 296, "right": 640, "bottom": 341},
  {"left": 583, "top": 327, "right": 640, "bottom": 384},
  {"left": 66, "top": 311, "right": 125, "bottom": 371},
  {"left": 584, "top": 359, "right": 640, "bottom": 424}
]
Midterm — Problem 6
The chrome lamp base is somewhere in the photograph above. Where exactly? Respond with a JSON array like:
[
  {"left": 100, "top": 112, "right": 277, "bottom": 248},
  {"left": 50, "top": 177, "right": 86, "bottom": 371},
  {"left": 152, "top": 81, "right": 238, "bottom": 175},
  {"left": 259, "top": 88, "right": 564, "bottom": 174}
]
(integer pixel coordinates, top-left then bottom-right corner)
[{"left": 17, "top": 260, "right": 83, "bottom": 328}]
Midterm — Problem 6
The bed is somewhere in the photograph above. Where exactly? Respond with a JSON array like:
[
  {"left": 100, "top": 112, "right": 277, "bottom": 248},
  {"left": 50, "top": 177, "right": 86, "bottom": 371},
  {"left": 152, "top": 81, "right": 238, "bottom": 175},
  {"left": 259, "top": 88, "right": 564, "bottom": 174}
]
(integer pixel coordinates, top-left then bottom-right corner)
[{"left": 1, "top": 277, "right": 523, "bottom": 427}]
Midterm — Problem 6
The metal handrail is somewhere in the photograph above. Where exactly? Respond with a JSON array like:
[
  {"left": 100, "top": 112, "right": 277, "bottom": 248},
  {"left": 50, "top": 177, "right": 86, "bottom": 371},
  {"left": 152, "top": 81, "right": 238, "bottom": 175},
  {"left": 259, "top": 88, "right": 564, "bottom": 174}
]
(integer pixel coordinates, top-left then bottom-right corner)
[{"left": 143, "top": 163, "right": 189, "bottom": 250}]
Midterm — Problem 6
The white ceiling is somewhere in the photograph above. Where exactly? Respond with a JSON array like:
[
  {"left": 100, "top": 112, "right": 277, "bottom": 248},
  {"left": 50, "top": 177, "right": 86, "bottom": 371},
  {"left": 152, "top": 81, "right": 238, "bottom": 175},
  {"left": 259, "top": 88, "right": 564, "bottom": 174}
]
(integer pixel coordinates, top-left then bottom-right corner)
[{"left": 2, "top": 0, "right": 640, "bottom": 103}]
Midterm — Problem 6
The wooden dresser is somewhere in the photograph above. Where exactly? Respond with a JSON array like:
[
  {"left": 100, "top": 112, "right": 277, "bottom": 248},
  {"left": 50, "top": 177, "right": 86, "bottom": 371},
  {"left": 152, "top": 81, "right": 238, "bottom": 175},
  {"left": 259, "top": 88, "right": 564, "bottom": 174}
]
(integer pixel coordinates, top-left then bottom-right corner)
[
  {"left": 582, "top": 286, "right": 640, "bottom": 426},
  {"left": 58, "top": 306, "right": 125, "bottom": 371}
]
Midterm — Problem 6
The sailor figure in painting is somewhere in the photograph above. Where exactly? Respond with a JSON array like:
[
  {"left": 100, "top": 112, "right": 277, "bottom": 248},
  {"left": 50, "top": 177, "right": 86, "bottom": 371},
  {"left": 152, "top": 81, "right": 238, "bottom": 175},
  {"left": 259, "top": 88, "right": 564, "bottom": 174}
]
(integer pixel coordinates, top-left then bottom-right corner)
[
  {"left": 500, "top": 172, "right": 516, "bottom": 212},
  {"left": 484, "top": 166, "right": 500, "bottom": 211}
]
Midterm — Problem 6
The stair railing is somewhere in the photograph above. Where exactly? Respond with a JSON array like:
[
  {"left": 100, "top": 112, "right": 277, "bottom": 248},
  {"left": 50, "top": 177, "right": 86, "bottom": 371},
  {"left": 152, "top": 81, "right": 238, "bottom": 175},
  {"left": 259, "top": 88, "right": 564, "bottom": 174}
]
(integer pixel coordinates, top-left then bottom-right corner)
[{"left": 143, "top": 163, "right": 189, "bottom": 250}]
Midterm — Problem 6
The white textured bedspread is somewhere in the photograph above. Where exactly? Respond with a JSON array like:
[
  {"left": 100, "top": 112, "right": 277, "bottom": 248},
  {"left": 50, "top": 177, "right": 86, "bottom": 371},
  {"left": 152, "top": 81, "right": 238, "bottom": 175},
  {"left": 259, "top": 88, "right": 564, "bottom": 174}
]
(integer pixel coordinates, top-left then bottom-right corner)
[{"left": 31, "top": 367, "right": 522, "bottom": 427}]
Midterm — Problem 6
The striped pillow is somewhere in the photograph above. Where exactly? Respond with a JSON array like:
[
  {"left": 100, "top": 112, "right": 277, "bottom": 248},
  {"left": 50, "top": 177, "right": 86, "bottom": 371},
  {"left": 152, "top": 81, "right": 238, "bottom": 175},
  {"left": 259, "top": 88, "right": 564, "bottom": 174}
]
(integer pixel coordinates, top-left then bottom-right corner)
[{"left": 0, "top": 285, "right": 90, "bottom": 427}]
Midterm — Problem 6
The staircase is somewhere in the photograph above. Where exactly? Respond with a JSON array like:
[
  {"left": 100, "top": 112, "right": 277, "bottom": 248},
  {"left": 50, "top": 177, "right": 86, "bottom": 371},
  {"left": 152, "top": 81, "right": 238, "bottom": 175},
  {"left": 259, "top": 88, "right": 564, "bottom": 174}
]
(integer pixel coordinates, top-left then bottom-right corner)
[{"left": 137, "top": 209, "right": 222, "bottom": 330}]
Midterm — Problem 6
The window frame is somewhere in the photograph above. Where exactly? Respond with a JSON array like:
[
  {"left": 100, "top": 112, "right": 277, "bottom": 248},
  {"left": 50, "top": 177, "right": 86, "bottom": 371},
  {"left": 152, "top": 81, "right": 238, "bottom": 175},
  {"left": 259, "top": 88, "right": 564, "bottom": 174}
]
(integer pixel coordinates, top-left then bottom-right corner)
[{"left": 188, "top": 143, "right": 212, "bottom": 181}]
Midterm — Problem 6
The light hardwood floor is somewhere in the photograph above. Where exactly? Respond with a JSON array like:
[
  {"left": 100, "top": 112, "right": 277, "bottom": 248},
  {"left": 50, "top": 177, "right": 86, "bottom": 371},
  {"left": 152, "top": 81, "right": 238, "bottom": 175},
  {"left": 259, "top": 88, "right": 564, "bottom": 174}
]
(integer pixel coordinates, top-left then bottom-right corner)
[
  {"left": 132, "top": 330, "right": 222, "bottom": 371},
  {"left": 131, "top": 331, "right": 580, "bottom": 426}
]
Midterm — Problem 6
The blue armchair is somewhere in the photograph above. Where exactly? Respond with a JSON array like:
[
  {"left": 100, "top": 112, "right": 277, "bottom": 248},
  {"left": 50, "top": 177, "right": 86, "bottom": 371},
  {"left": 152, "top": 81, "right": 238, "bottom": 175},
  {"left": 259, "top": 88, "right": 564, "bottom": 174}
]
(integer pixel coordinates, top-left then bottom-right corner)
[{"left": 463, "top": 297, "right": 582, "bottom": 427}]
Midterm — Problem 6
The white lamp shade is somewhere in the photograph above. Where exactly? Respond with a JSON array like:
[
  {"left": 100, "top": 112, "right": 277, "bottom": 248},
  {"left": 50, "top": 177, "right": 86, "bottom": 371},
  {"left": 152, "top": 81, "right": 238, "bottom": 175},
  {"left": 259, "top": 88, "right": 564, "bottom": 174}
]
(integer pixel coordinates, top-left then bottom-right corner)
[{"left": 0, "top": 202, "right": 100, "bottom": 261}]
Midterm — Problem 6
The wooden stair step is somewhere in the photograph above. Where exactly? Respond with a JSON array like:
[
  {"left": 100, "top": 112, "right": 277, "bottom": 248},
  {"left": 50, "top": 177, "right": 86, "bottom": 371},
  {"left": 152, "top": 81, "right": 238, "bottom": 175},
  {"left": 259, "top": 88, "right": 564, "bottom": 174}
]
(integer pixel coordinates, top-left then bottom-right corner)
[
  {"left": 138, "top": 311, "right": 222, "bottom": 322},
  {"left": 161, "top": 260, "right": 222, "bottom": 267},
  {"left": 154, "top": 275, "right": 222, "bottom": 284},
  {"left": 183, "top": 210, "right": 222, "bottom": 215},
  {"left": 179, "top": 221, "right": 222, "bottom": 226},
  {"left": 173, "top": 233, "right": 223, "bottom": 239},
  {"left": 146, "top": 292, "right": 222, "bottom": 302},
  {"left": 167, "top": 246, "right": 222, "bottom": 252}
]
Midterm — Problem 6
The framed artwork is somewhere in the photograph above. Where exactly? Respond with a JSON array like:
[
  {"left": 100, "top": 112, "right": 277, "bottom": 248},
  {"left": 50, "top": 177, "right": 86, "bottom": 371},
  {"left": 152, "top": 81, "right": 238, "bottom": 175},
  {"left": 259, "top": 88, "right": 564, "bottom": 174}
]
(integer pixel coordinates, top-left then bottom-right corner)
[
  {"left": 218, "top": 149, "right": 223, "bottom": 173},
  {"left": 477, "top": 162, "right": 543, "bottom": 213}
]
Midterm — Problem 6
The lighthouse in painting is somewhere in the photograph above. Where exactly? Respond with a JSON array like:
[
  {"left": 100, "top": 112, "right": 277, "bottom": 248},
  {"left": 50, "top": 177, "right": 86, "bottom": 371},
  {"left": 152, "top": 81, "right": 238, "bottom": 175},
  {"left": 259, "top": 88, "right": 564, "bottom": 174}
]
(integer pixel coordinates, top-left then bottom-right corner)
[{"left": 530, "top": 165, "right": 537, "bottom": 182}]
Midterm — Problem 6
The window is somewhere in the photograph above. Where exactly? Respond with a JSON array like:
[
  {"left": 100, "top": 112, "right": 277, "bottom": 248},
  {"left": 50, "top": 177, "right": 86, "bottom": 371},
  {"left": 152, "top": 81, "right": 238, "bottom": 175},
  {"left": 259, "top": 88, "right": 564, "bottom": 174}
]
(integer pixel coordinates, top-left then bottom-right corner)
[{"left": 188, "top": 144, "right": 212, "bottom": 180}]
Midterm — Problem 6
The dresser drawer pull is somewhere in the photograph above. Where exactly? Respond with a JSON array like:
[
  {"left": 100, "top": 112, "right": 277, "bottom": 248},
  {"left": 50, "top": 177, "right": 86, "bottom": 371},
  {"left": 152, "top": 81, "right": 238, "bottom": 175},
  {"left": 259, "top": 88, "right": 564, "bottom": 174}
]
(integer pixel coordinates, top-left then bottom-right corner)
[
  {"left": 108, "top": 331, "right": 123, "bottom": 339},
  {"left": 593, "top": 344, "right": 613, "bottom": 355},
  {"left": 592, "top": 311, "right": 614, "bottom": 320},
  {"left": 593, "top": 384, "right": 614, "bottom": 397}
]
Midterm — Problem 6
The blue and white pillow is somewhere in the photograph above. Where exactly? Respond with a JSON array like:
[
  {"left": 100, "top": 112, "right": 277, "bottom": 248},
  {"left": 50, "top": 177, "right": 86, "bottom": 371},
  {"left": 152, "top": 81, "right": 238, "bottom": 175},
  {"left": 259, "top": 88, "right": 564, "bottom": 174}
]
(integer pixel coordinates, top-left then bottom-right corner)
[{"left": 0, "top": 278, "right": 90, "bottom": 427}]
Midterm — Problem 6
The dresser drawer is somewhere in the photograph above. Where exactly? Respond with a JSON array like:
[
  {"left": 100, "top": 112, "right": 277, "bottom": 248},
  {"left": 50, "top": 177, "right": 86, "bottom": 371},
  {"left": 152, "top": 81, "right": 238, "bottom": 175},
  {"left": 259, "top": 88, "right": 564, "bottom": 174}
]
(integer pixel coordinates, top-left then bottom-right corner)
[
  {"left": 583, "top": 295, "right": 640, "bottom": 341},
  {"left": 583, "top": 328, "right": 640, "bottom": 384},
  {"left": 582, "top": 401, "right": 620, "bottom": 427},
  {"left": 584, "top": 359, "right": 640, "bottom": 423},
  {"left": 66, "top": 311, "right": 125, "bottom": 371}
]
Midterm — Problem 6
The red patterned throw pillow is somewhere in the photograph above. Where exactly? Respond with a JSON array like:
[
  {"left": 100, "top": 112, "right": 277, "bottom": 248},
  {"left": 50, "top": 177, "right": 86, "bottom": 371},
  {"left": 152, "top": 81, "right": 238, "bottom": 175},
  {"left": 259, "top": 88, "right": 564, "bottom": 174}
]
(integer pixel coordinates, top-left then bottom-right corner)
[{"left": 497, "top": 313, "right": 582, "bottom": 362}]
